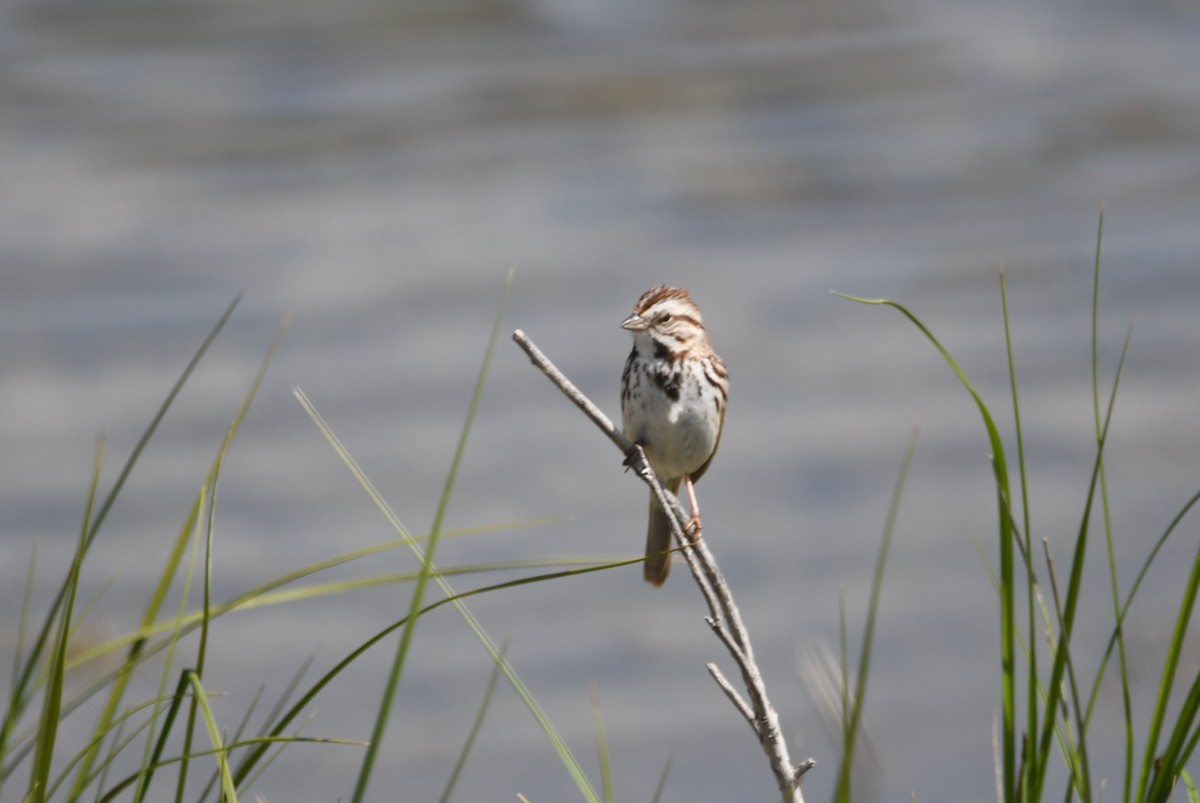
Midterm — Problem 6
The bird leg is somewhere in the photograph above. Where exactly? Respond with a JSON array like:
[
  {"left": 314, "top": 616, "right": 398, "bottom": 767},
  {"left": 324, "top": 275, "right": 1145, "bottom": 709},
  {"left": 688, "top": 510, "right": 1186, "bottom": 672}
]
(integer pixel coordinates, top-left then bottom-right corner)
[{"left": 684, "top": 474, "right": 703, "bottom": 543}]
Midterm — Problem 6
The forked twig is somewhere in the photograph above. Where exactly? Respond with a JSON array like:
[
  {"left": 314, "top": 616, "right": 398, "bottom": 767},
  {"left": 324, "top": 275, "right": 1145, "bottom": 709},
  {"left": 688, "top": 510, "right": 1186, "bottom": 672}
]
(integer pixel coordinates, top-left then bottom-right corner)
[{"left": 513, "top": 329, "right": 812, "bottom": 802}]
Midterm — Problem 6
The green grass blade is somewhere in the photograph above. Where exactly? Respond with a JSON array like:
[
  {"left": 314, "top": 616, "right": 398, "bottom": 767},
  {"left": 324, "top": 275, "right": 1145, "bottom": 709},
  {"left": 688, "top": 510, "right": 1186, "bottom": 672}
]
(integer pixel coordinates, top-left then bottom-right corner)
[
  {"left": 836, "top": 291, "right": 1018, "bottom": 802},
  {"left": 96, "top": 735, "right": 364, "bottom": 803},
  {"left": 974, "top": 534, "right": 1082, "bottom": 779},
  {"left": 589, "top": 682, "right": 613, "bottom": 803},
  {"left": 0, "top": 295, "right": 240, "bottom": 783},
  {"left": 0, "top": 553, "right": 626, "bottom": 775},
  {"left": 349, "top": 272, "right": 511, "bottom": 803},
  {"left": 10, "top": 542, "right": 36, "bottom": 702},
  {"left": 999, "top": 265, "right": 1041, "bottom": 799},
  {"left": 134, "top": 487, "right": 206, "bottom": 803},
  {"left": 193, "top": 685, "right": 264, "bottom": 803},
  {"left": 839, "top": 589, "right": 850, "bottom": 757},
  {"left": 1086, "top": 485, "right": 1200, "bottom": 741},
  {"left": 186, "top": 319, "right": 287, "bottom": 803},
  {"left": 226, "top": 559, "right": 622, "bottom": 796},
  {"left": 1183, "top": 769, "right": 1199, "bottom": 803},
  {"left": 135, "top": 671, "right": 195, "bottom": 803},
  {"left": 297, "top": 281, "right": 597, "bottom": 802},
  {"left": 1037, "top": 539, "right": 1091, "bottom": 802},
  {"left": 287, "top": 275, "right": 593, "bottom": 800},
  {"left": 1140, "top": 528, "right": 1200, "bottom": 803},
  {"left": 1145, "top": 667, "right": 1200, "bottom": 803},
  {"left": 27, "top": 441, "right": 104, "bottom": 803},
  {"left": 58, "top": 522, "right": 571, "bottom": 674},
  {"left": 1087, "top": 210, "right": 1135, "bottom": 803},
  {"left": 649, "top": 754, "right": 674, "bottom": 803},
  {"left": 178, "top": 479, "right": 219, "bottom": 802},
  {"left": 45, "top": 692, "right": 181, "bottom": 799},
  {"left": 437, "top": 641, "right": 510, "bottom": 803},
  {"left": 86, "top": 293, "right": 241, "bottom": 555},
  {"left": 834, "top": 424, "right": 918, "bottom": 803},
  {"left": 0, "top": 540, "right": 37, "bottom": 796},
  {"left": 92, "top": 718, "right": 123, "bottom": 803},
  {"left": 176, "top": 498, "right": 215, "bottom": 803},
  {"left": 1031, "top": 323, "right": 1131, "bottom": 803},
  {"left": 184, "top": 671, "right": 237, "bottom": 803},
  {"left": 256, "top": 655, "right": 314, "bottom": 746},
  {"left": 68, "top": 476, "right": 204, "bottom": 799},
  {"left": 220, "top": 658, "right": 317, "bottom": 798},
  {"left": 43, "top": 694, "right": 160, "bottom": 799}
]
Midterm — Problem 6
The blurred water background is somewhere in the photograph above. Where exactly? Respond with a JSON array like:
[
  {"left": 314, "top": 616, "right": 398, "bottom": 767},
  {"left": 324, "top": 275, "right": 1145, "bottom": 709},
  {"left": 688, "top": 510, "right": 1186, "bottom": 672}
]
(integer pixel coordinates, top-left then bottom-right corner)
[{"left": 3, "top": 0, "right": 1200, "bottom": 800}]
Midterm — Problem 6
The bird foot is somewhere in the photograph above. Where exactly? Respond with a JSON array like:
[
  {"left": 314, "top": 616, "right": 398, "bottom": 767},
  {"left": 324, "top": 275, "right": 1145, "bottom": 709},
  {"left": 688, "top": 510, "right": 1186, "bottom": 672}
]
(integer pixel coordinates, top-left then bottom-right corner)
[{"left": 623, "top": 443, "right": 644, "bottom": 471}]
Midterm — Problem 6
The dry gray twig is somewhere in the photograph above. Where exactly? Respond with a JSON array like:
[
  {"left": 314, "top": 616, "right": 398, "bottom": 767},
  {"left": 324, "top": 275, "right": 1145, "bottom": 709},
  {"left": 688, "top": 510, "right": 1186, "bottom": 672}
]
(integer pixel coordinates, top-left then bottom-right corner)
[{"left": 513, "top": 328, "right": 812, "bottom": 802}]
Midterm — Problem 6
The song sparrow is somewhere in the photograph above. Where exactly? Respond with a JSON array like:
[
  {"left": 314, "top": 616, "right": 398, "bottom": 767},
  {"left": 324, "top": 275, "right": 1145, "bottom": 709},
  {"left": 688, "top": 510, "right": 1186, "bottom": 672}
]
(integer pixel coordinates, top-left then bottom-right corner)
[{"left": 620, "top": 285, "right": 728, "bottom": 586}]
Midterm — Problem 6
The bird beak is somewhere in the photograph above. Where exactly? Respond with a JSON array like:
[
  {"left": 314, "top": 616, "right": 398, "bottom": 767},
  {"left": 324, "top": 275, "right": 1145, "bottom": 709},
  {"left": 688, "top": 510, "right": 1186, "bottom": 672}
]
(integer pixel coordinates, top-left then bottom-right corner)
[{"left": 621, "top": 313, "right": 649, "bottom": 332}]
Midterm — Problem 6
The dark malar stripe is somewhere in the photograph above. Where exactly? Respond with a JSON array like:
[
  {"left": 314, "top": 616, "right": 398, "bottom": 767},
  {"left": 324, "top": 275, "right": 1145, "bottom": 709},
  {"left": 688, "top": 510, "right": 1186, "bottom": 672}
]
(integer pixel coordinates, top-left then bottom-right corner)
[{"left": 650, "top": 334, "right": 687, "bottom": 361}]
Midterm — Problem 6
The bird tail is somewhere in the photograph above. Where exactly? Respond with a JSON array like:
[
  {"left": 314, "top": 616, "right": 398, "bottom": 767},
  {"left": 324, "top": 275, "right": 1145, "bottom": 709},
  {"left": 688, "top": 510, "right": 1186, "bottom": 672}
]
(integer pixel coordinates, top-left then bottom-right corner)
[{"left": 643, "top": 480, "right": 680, "bottom": 586}]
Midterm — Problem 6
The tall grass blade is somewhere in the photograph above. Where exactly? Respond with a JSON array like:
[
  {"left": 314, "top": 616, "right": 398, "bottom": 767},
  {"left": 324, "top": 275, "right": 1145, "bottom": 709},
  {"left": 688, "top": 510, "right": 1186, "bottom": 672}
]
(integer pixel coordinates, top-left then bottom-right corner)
[
  {"left": 999, "top": 265, "right": 1041, "bottom": 800},
  {"left": 41, "top": 695, "right": 161, "bottom": 799},
  {"left": 1140, "top": 523, "right": 1200, "bottom": 802},
  {"left": 69, "top": 473, "right": 203, "bottom": 798},
  {"left": 349, "top": 272, "right": 511, "bottom": 803},
  {"left": 294, "top": 391, "right": 600, "bottom": 801},
  {"left": 133, "top": 488, "right": 206, "bottom": 803},
  {"left": 185, "top": 671, "right": 238, "bottom": 803},
  {"left": 1085, "top": 486, "right": 1200, "bottom": 741},
  {"left": 1085, "top": 210, "right": 1136, "bottom": 803},
  {"left": 185, "top": 318, "right": 287, "bottom": 803},
  {"left": 649, "top": 754, "right": 674, "bottom": 803},
  {"left": 0, "top": 294, "right": 240, "bottom": 783},
  {"left": 58, "top": 520, "right": 567, "bottom": 676},
  {"left": 0, "top": 540, "right": 37, "bottom": 793},
  {"left": 437, "top": 642, "right": 510, "bottom": 803},
  {"left": 590, "top": 682, "right": 613, "bottom": 803},
  {"left": 11, "top": 544, "right": 36, "bottom": 703},
  {"left": 193, "top": 685, "right": 265, "bottom": 803},
  {"left": 96, "top": 735, "right": 362, "bottom": 803},
  {"left": 833, "top": 424, "right": 917, "bottom": 803},
  {"left": 838, "top": 590, "right": 849, "bottom": 762},
  {"left": 835, "top": 291, "right": 1018, "bottom": 802},
  {"left": 135, "top": 670, "right": 195, "bottom": 803},
  {"left": 1183, "top": 769, "right": 1199, "bottom": 803},
  {"left": 176, "top": 488, "right": 214, "bottom": 802},
  {"left": 217, "top": 546, "right": 622, "bottom": 797},
  {"left": 0, "top": 551, "right": 620, "bottom": 779},
  {"left": 1031, "top": 323, "right": 1132, "bottom": 803},
  {"left": 1147, "top": 664, "right": 1200, "bottom": 802},
  {"left": 1038, "top": 539, "right": 1090, "bottom": 802},
  {"left": 27, "top": 440, "right": 104, "bottom": 803}
]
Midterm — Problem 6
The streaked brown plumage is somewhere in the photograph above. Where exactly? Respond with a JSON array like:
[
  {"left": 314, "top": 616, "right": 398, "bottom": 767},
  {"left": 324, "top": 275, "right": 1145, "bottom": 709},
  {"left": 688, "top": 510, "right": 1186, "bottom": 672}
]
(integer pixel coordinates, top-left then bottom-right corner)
[{"left": 620, "top": 285, "right": 727, "bottom": 585}]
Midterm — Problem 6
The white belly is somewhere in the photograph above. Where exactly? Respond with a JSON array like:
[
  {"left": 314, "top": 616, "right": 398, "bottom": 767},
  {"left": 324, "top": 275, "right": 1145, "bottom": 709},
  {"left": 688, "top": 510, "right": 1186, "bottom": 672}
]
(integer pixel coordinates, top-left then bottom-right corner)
[{"left": 623, "top": 371, "right": 720, "bottom": 481}]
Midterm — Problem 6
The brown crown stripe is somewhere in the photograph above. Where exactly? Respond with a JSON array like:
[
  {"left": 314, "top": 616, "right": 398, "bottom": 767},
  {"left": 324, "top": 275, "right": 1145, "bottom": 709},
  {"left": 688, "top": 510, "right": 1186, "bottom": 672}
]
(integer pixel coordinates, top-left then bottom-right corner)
[{"left": 634, "top": 284, "right": 694, "bottom": 313}]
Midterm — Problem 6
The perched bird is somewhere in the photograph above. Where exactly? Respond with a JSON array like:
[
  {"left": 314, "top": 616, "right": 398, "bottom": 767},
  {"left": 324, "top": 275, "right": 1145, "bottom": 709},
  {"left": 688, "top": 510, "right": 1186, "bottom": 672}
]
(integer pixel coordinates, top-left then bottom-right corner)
[{"left": 620, "top": 285, "right": 727, "bottom": 585}]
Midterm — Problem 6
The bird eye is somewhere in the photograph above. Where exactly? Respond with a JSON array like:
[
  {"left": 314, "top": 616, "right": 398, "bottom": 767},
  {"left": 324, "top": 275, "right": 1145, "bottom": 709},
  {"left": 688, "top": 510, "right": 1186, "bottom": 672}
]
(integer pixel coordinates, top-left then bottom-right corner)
[{"left": 658, "top": 312, "right": 672, "bottom": 323}]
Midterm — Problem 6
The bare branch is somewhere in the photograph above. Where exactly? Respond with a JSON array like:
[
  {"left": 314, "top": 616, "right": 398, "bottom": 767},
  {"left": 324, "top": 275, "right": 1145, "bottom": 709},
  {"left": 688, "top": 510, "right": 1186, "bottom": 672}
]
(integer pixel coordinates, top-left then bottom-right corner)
[
  {"left": 708, "top": 662, "right": 756, "bottom": 728},
  {"left": 513, "top": 329, "right": 628, "bottom": 453},
  {"left": 513, "top": 329, "right": 812, "bottom": 802},
  {"left": 706, "top": 617, "right": 750, "bottom": 668}
]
